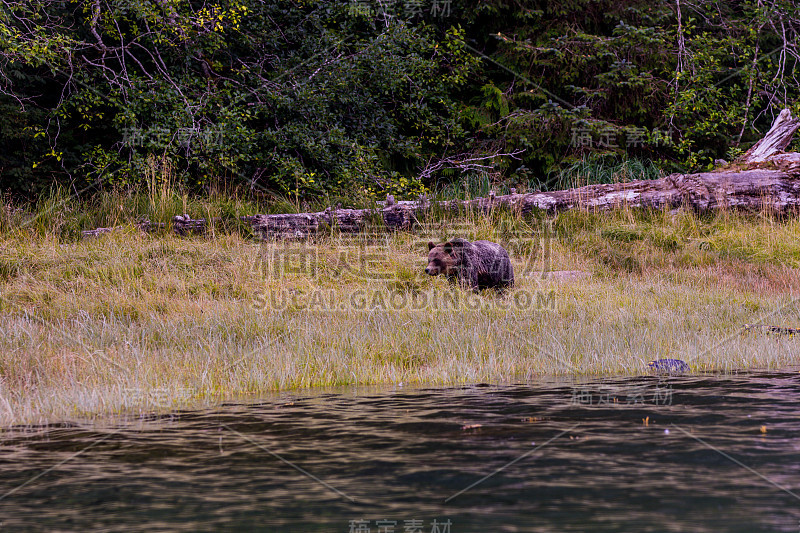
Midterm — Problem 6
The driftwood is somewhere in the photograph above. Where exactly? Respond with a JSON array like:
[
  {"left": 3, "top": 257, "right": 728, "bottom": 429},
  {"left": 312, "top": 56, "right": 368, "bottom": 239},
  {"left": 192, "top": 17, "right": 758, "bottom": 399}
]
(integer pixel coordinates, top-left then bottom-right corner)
[
  {"left": 743, "top": 109, "right": 800, "bottom": 163},
  {"left": 80, "top": 215, "right": 211, "bottom": 238},
  {"left": 756, "top": 152, "right": 800, "bottom": 174},
  {"left": 81, "top": 219, "right": 165, "bottom": 238},
  {"left": 243, "top": 167, "right": 800, "bottom": 238},
  {"left": 173, "top": 214, "right": 220, "bottom": 236},
  {"left": 242, "top": 203, "right": 420, "bottom": 239},
  {"left": 82, "top": 108, "right": 800, "bottom": 239},
  {"left": 82, "top": 170, "right": 800, "bottom": 240}
]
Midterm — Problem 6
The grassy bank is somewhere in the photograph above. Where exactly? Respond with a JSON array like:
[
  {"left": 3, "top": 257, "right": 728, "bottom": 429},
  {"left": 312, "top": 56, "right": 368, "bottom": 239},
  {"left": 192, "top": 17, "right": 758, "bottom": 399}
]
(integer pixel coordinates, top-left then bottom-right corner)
[{"left": 1, "top": 200, "right": 800, "bottom": 426}]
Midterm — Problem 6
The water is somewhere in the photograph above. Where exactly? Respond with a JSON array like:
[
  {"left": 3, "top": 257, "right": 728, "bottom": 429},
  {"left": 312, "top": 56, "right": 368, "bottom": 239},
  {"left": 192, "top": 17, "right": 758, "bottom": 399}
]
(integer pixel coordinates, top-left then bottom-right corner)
[{"left": 1, "top": 371, "right": 799, "bottom": 532}]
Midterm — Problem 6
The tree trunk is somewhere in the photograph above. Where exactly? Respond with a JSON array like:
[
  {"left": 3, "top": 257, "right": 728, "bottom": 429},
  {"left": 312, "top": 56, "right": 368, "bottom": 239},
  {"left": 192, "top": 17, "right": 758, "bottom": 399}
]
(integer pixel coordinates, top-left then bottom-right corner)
[
  {"left": 743, "top": 109, "right": 800, "bottom": 163},
  {"left": 241, "top": 168, "right": 799, "bottom": 239}
]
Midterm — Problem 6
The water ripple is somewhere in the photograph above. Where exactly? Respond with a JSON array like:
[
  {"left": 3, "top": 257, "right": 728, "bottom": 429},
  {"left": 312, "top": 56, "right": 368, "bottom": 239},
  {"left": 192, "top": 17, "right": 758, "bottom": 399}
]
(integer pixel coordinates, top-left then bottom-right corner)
[{"left": 1, "top": 371, "right": 799, "bottom": 532}]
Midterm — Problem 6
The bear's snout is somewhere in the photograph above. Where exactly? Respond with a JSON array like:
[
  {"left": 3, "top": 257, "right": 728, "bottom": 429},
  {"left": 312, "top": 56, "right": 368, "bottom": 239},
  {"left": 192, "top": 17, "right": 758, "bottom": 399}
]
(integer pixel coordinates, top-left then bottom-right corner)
[{"left": 424, "top": 266, "right": 436, "bottom": 275}]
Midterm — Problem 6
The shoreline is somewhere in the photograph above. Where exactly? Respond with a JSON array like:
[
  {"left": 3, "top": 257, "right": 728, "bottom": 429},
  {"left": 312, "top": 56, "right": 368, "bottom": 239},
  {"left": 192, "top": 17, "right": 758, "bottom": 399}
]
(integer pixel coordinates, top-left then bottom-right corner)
[{"left": 5, "top": 366, "right": 800, "bottom": 432}]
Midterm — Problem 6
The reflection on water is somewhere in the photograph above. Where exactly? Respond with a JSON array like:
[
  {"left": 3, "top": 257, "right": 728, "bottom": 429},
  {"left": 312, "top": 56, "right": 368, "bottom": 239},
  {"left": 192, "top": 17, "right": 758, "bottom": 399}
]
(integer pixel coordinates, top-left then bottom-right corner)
[{"left": 1, "top": 371, "right": 799, "bottom": 532}]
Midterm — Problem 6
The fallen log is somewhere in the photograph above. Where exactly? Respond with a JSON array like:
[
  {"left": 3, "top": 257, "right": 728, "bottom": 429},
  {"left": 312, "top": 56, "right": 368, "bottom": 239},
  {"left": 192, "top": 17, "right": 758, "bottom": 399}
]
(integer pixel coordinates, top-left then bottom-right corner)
[
  {"left": 80, "top": 215, "right": 207, "bottom": 239},
  {"left": 81, "top": 168, "right": 800, "bottom": 240},
  {"left": 81, "top": 108, "right": 800, "bottom": 239},
  {"left": 81, "top": 219, "right": 166, "bottom": 238},
  {"left": 242, "top": 168, "right": 800, "bottom": 238},
  {"left": 173, "top": 214, "right": 220, "bottom": 236},
  {"left": 743, "top": 109, "right": 800, "bottom": 163},
  {"left": 243, "top": 109, "right": 800, "bottom": 238}
]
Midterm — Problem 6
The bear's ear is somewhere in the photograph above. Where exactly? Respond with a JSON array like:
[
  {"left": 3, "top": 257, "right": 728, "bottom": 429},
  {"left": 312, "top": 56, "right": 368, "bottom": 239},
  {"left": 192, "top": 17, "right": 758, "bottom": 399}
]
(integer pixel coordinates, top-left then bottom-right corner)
[
  {"left": 428, "top": 241, "right": 435, "bottom": 251},
  {"left": 444, "top": 240, "right": 465, "bottom": 255}
]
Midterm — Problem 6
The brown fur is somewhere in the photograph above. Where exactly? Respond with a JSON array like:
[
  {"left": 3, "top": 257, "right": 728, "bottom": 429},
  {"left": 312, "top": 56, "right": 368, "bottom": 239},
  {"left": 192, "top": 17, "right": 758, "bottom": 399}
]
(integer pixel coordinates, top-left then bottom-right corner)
[
  {"left": 425, "top": 241, "right": 458, "bottom": 277},
  {"left": 425, "top": 239, "right": 514, "bottom": 292}
]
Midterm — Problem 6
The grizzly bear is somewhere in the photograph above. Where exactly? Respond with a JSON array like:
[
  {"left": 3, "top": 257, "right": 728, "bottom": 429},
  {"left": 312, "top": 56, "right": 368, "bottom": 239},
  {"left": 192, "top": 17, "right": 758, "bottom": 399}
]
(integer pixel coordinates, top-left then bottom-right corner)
[{"left": 425, "top": 238, "right": 514, "bottom": 292}]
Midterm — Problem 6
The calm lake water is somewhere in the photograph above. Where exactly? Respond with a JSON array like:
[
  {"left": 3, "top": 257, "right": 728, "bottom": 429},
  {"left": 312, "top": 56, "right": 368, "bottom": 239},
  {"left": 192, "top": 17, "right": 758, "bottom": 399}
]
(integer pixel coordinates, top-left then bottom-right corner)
[{"left": 1, "top": 371, "right": 799, "bottom": 532}]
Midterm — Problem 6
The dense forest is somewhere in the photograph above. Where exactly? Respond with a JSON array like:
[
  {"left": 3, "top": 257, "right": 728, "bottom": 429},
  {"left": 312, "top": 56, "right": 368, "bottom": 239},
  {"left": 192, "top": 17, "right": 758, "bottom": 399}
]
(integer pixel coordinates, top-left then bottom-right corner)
[{"left": 1, "top": 0, "right": 799, "bottom": 203}]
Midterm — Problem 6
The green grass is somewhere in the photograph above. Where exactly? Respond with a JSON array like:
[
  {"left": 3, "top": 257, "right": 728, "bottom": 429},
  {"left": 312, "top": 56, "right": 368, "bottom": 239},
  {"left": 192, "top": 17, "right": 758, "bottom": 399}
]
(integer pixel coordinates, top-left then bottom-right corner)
[
  {"left": 2, "top": 154, "right": 666, "bottom": 242},
  {"left": 429, "top": 156, "right": 665, "bottom": 200},
  {"left": 542, "top": 156, "right": 665, "bottom": 191},
  {"left": 2, "top": 192, "right": 800, "bottom": 426}
]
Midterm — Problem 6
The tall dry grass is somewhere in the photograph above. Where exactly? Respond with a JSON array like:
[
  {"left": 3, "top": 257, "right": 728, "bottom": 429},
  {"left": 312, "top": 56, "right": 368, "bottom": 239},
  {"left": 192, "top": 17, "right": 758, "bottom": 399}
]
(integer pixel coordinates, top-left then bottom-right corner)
[{"left": 1, "top": 200, "right": 800, "bottom": 425}]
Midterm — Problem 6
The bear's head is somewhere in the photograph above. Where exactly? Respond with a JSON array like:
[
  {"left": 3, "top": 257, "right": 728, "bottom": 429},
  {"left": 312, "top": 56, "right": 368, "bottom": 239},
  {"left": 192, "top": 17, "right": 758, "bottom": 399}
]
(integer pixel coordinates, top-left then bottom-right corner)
[{"left": 425, "top": 241, "right": 459, "bottom": 277}]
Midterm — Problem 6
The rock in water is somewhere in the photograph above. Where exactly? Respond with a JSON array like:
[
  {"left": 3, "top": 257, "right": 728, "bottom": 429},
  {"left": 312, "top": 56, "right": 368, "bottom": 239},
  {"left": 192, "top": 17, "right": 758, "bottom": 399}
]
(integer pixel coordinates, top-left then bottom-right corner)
[{"left": 648, "top": 359, "right": 690, "bottom": 373}]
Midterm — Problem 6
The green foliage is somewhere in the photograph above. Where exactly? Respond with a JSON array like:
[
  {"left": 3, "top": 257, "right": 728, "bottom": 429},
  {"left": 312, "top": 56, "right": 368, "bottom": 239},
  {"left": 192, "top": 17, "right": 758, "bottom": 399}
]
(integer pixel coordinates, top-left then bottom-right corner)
[
  {"left": 1, "top": 1, "right": 478, "bottom": 200},
  {"left": 1, "top": 0, "right": 799, "bottom": 201},
  {"left": 461, "top": 0, "right": 800, "bottom": 175}
]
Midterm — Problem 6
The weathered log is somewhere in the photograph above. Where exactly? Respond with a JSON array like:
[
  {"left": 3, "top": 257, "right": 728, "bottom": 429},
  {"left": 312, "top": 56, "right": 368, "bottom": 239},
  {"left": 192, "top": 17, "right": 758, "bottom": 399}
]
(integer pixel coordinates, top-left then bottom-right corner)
[
  {"left": 80, "top": 216, "right": 206, "bottom": 238},
  {"left": 81, "top": 219, "right": 165, "bottom": 238},
  {"left": 173, "top": 214, "right": 219, "bottom": 236},
  {"left": 764, "top": 152, "right": 800, "bottom": 174},
  {"left": 82, "top": 167, "right": 800, "bottom": 240},
  {"left": 242, "top": 207, "right": 377, "bottom": 240},
  {"left": 82, "top": 108, "right": 800, "bottom": 239},
  {"left": 241, "top": 168, "right": 800, "bottom": 238},
  {"left": 81, "top": 226, "right": 117, "bottom": 238},
  {"left": 743, "top": 109, "right": 800, "bottom": 163}
]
